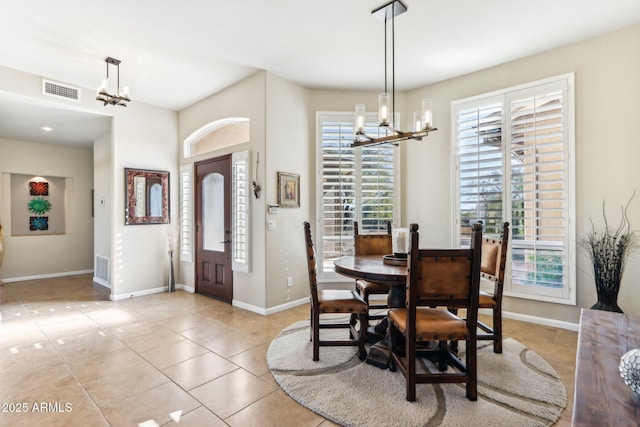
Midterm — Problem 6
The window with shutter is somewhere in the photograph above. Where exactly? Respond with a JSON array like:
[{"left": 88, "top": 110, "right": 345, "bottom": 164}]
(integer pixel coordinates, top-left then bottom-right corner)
[
  {"left": 316, "top": 112, "right": 400, "bottom": 279},
  {"left": 454, "top": 74, "right": 576, "bottom": 304},
  {"left": 232, "top": 151, "right": 250, "bottom": 272},
  {"left": 180, "top": 165, "right": 193, "bottom": 262}
]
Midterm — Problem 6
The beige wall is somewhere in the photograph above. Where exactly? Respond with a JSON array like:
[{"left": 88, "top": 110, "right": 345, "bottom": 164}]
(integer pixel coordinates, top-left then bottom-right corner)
[
  {"left": 0, "top": 138, "right": 94, "bottom": 278},
  {"left": 93, "top": 131, "right": 112, "bottom": 285},
  {"left": 178, "top": 72, "right": 268, "bottom": 308},
  {"left": 264, "top": 73, "right": 312, "bottom": 308},
  {"left": 110, "top": 100, "right": 178, "bottom": 298},
  {"left": 0, "top": 64, "right": 179, "bottom": 299},
  {"left": 403, "top": 23, "right": 640, "bottom": 322}
]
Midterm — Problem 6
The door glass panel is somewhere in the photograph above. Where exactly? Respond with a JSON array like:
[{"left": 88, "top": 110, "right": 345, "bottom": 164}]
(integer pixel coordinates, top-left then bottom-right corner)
[{"left": 202, "top": 172, "right": 224, "bottom": 251}]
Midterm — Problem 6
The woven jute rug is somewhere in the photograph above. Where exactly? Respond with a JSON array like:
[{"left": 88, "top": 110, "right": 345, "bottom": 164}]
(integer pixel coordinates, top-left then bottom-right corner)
[{"left": 267, "top": 320, "right": 566, "bottom": 427}]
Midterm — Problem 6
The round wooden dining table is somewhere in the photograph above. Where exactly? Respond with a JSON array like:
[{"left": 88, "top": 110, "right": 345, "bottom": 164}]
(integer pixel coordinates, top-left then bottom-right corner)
[
  {"left": 333, "top": 255, "right": 408, "bottom": 369},
  {"left": 333, "top": 255, "right": 407, "bottom": 309}
]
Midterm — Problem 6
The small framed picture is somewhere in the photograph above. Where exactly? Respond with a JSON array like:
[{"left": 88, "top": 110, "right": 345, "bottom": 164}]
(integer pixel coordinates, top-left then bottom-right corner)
[{"left": 277, "top": 172, "right": 300, "bottom": 208}]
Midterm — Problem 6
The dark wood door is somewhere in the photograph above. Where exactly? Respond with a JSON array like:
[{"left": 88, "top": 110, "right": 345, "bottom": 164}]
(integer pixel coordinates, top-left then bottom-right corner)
[{"left": 195, "top": 155, "right": 233, "bottom": 303}]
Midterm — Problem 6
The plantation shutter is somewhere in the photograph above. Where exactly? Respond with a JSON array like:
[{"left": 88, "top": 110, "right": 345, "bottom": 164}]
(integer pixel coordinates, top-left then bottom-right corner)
[
  {"left": 232, "top": 151, "right": 250, "bottom": 272},
  {"left": 318, "top": 114, "right": 398, "bottom": 274},
  {"left": 320, "top": 119, "right": 357, "bottom": 271},
  {"left": 509, "top": 82, "right": 568, "bottom": 294},
  {"left": 454, "top": 74, "right": 574, "bottom": 303},
  {"left": 456, "top": 97, "right": 504, "bottom": 244},
  {"left": 180, "top": 165, "right": 193, "bottom": 262}
]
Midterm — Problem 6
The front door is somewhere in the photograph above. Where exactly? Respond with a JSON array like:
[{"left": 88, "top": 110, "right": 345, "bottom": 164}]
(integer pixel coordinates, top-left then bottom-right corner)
[{"left": 195, "top": 155, "right": 233, "bottom": 303}]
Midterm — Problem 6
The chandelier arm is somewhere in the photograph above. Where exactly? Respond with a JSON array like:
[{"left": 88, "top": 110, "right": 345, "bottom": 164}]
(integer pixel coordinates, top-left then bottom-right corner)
[{"left": 352, "top": 127, "right": 438, "bottom": 147}]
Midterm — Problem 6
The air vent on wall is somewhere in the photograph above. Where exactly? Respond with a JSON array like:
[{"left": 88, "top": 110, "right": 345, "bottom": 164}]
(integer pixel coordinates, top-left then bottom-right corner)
[
  {"left": 95, "top": 255, "right": 110, "bottom": 283},
  {"left": 42, "top": 79, "right": 81, "bottom": 102}
]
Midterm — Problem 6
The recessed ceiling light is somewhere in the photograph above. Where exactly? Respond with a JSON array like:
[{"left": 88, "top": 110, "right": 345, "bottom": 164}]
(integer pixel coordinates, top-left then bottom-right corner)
[{"left": 41, "top": 126, "right": 53, "bottom": 132}]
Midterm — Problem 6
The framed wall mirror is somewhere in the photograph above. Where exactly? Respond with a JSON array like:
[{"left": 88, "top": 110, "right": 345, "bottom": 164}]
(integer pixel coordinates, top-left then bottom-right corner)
[{"left": 125, "top": 168, "right": 170, "bottom": 225}]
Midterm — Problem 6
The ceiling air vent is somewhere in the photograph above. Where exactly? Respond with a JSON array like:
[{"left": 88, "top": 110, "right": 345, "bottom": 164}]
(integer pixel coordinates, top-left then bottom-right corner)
[{"left": 42, "top": 79, "right": 81, "bottom": 102}]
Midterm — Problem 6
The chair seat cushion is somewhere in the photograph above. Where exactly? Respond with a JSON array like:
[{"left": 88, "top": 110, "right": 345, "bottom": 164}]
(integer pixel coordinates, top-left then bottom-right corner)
[
  {"left": 389, "top": 307, "right": 469, "bottom": 341},
  {"left": 356, "top": 280, "right": 390, "bottom": 295},
  {"left": 318, "top": 289, "right": 368, "bottom": 314},
  {"left": 479, "top": 290, "right": 497, "bottom": 308}
]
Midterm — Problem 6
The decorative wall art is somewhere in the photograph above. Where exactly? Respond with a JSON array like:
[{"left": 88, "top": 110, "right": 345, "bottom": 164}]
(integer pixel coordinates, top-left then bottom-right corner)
[
  {"left": 29, "top": 181, "right": 49, "bottom": 196},
  {"left": 28, "top": 183, "right": 52, "bottom": 233},
  {"left": 29, "top": 217, "right": 49, "bottom": 231},
  {"left": 27, "top": 197, "right": 52, "bottom": 215},
  {"left": 125, "top": 168, "right": 170, "bottom": 224},
  {"left": 10, "top": 174, "right": 66, "bottom": 236},
  {"left": 277, "top": 172, "right": 300, "bottom": 208}
]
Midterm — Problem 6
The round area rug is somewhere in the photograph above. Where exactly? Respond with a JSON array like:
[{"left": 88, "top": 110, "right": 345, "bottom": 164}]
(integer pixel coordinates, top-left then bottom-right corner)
[{"left": 267, "top": 320, "right": 566, "bottom": 427}]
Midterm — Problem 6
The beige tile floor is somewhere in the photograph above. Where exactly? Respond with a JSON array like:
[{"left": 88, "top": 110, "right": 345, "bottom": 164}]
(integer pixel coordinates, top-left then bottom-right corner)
[{"left": 0, "top": 275, "right": 577, "bottom": 426}]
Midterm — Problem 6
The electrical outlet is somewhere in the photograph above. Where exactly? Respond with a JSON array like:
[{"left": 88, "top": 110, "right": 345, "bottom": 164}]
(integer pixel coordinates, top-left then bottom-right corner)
[{"left": 287, "top": 277, "right": 293, "bottom": 287}]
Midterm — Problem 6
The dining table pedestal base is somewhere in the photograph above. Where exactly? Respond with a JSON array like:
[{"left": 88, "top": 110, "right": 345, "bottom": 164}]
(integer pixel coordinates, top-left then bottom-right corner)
[{"left": 366, "top": 341, "right": 393, "bottom": 369}]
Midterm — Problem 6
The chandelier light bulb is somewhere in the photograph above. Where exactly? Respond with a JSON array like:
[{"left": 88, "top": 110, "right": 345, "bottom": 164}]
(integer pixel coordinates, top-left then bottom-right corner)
[
  {"left": 379, "top": 93, "right": 390, "bottom": 126},
  {"left": 421, "top": 99, "right": 433, "bottom": 129},
  {"left": 97, "top": 78, "right": 109, "bottom": 95},
  {"left": 413, "top": 111, "right": 422, "bottom": 132},
  {"left": 355, "top": 104, "right": 366, "bottom": 134},
  {"left": 120, "top": 85, "right": 130, "bottom": 99}
]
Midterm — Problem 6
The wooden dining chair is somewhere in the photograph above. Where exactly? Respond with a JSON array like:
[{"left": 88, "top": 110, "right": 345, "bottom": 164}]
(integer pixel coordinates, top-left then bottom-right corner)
[
  {"left": 353, "top": 221, "right": 393, "bottom": 322},
  {"left": 388, "top": 222, "right": 482, "bottom": 401},
  {"left": 304, "top": 221, "right": 368, "bottom": 361},
  {"left": 477, "top": 221, "right": 510, "bottom": 353}
]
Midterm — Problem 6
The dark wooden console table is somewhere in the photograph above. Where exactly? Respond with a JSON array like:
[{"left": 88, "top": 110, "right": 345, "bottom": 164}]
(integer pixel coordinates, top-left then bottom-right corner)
[{"left": 572, "top": 308, "right": 640, "bottom": 426}]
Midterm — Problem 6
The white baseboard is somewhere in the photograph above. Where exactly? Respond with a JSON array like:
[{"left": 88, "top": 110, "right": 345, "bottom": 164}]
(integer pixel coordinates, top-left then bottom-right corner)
[
  {"left": 233, "top": 297, "right": 309, "bottom": 316},
  {"left": 109, "top": 283, "right": 193, "bottom": 301},
  {"left": 2, "top": 270, "right": 93, "bottom": 283},
  {"left": 176, "top": 284, "right": 194, "bottom": 293},
  {"left": 110, "top": 286, "right": 167, "bottom": 301},
  {"left": 502, "top": 310, "right": 579, "bottom": 331}
]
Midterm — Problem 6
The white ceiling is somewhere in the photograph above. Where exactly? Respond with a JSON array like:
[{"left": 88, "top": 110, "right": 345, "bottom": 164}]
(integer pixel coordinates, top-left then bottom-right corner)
[{"left": 2, "top": 0, "right": 640, "bottom": 147}]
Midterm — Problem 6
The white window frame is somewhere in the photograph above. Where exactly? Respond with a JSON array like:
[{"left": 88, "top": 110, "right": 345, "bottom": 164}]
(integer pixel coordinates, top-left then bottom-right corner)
[
  {"left": 452, "top": 73, "right": 576, "bottom": 305},
  {"left": 179, "top": 164, "right": 193, "bottom": 263},
  {"left": 231, "top": 150, "right": 251, "bottom": 273},
  {"left": 316, "top": 111, "right": 401, "bottom": 282}
]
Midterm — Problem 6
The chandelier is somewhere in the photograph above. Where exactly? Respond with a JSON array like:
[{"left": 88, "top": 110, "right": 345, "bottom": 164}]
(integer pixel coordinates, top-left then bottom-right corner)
[
  {"left": 96, "top": 57, "right": 131, "bottom": 107},
  {"left": 353, "top": 0, "right": 437, "bottom": 147}
]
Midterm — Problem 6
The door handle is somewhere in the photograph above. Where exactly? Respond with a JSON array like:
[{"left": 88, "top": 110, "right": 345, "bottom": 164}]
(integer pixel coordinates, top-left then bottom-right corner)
[{"left": 220, "top": 240, "right": 231, "bottom": 244}]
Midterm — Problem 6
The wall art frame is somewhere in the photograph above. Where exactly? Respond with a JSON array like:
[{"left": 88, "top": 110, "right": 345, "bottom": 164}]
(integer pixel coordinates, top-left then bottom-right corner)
[
  {"left": 125, "top": 168, "right": 170, "bottom": 225},
  {"left": 277, "top": 172, "right": 300, "bottom": 208}
]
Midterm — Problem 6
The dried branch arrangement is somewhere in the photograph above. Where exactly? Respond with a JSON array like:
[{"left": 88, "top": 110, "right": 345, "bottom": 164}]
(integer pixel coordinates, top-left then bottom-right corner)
[{"left": 581, "top": 191, "right": 638, "bottom": 294}]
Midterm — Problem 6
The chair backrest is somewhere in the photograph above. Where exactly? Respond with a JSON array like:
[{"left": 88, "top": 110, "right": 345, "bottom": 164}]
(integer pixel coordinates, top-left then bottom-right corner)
[
  {"left": 303, "top": 221, "right": 319, "bottom": 307},
  {"left": 406, "top": 223, "right": 483, "bottom": 322},
  {"left": 353, "top": 221, "right": 392, "bottom": 256},
  {"left": 480, "top": 221, "right": 509, "bottom": 286}
]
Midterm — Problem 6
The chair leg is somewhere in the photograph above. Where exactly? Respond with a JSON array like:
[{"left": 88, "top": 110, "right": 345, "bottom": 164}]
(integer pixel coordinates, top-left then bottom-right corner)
[
  {"left": 312, "top": 309, "right": 320, "bottom": 361},
  {"left": 493, "top": 305, "right": 503, "bottom": 353},
  {"left": 388, "top": 321, "right": 398, "bottom": 372},
  {"left": 406, "top": 329, "right": 417, "bottom": 402},
  {"left": 349, "top": 283, "right": 358, "bottom": 338},
  {"left": 357, "top": 312, "right": 368, "bottom": 360},
  {"left": 466, "top": 338, "right": 478, "bottom": 401},
  {"left": 309, "top": 305, "right": 313, "bottom": 342}
]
